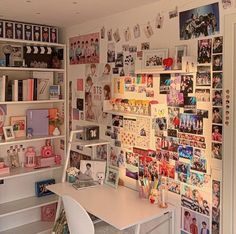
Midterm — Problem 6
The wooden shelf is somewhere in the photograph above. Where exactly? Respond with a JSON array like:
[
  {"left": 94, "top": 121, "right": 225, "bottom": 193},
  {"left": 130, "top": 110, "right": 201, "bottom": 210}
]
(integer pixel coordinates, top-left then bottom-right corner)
[
  {"left": 0, "top": 67, "right": 65, "bottom": 72},
  {"left": 0, "top": 135, "right": 65, "bottom": 146},
  {"left": 0, "top": 165, "right": 62, "bottom": 180},
  {"left": 0, "top": 37, "right": 65, "bottom": 47},
  {"left": 74, "top": 139, "right": 110, "bottom": 147},
  {"left": 0, "top": 221, "right": 54, "bottom": 234},
  {"left": 0, "top": 194, "right": 58, "bottom": 218},
  {"left": 0, "top": 99, "right": 65, "bottom": 105},
  {"left": 105, "top": 110, "right": 152, "bottom": 118}
]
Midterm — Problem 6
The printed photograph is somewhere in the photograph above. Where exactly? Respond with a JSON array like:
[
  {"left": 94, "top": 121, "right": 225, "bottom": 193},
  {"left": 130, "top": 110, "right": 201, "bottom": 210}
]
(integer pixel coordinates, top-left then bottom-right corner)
[
  {"left": 107, "top": 43, "right": 115, "bottom": 63},
  {"left": 213, "top": 54, "right": 223, "bottom": 71},
  {"left": 212, "top": 107, "right": 223, "bottom": 124},
  {"left": 195, "top": 89, "right": 210, "bottom": 102},
  {"left": 178, "top": 145, "right": 193, "bottom": 160},
  {"left": 168, "top": 107, "right": 180, "bottom": 129},
  {"left": 179, "top": 114, "right": 203, "bottom": 135},
  {"left": 167, "top": 179, "right": 180, "bottom": 194},
  {"left": 212, "top": 72, "right": 223, "bottom": 88},
  {"left": 196, "top": 66, "right": 211, "bottom": 86},
  {"left": 212, "top": 90, "right": 223, "bottom": 106},
  {"left": 180, "top": 75, "right": 194, "bottom": 94},
  {"left": 197, "top": 39, "right": 212, "bottom": 63},
  {"left": 212, "top": 125, "right": 223, "bottom": 142},
  {"left": 191, "top": 155, "right": 207, "bottom": 173},
  {"left": 184, "top": 97, "right": 197, "bottom": 113},
  {"left": 179, "top": 2, "right": 220, "bottom": 40},
  {"left": 160, "top": 74, "right": 171, "bottom": 94},
  {"left": 167, "top": 92, "right": 184, "bottom": 107},
  {"left": 70, "top": 151, "right": 91, "bottom": 169},
  {"left": 181, "top": 207, "right": 210, "bottom": 233},
  {"left": 69, "top": 32, "right": 99, "bottom": 65},
  {"left": 213, "top": 36, "right": 223, "bottom": 54},
  {"left": 212, "top": 143, "right": 222, "bottom": 160}
]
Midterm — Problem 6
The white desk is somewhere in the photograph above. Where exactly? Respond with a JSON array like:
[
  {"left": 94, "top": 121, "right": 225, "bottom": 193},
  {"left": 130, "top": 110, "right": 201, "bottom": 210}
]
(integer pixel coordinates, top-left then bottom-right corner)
[{"left": 48, "top": 182, "right": 175, "bottom": 234}]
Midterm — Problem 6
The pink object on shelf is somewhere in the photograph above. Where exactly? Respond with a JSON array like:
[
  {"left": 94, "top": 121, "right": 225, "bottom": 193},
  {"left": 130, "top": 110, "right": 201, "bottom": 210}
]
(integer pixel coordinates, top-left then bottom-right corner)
[
  {"left": 37, "top": 156, "right": 55, "bottom": 167},
  {"left": 54, "top": 155, "right": 62, "bottom": 165},
  {"left": 25, "top": 147, "right": 36, "bottom": 168},
  {"left": 0, "top": 166, "right": 10, "bottom": 175}
]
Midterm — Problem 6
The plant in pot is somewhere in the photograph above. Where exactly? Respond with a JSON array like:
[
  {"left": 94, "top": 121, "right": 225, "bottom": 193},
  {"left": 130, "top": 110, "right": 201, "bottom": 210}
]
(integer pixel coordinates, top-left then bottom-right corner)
[
  {"left": 66, "top": 167, "right": 80, "bottom": 183},
  {"left": 49, "top": 112, "right": 64, "bottom": 136}
]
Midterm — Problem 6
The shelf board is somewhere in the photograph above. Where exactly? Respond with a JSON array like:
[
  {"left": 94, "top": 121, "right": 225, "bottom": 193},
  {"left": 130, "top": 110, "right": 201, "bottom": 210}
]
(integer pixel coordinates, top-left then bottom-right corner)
[
  {"left": 105, "top": 110, "right": 152, "bottom": 118},
  {"left": 0, "top": 67, "right": 65, "bottom": 72},
  {"left": 0, "top": 99, "right": 65, "bottom": 105},
  {"left": 74, "top": 139, "right": 110, "bottom": 147},
  {"left": 0, "top": 194, "right": 58, "bottom": 218},
  {"left": 0, "top": 135, "right": 65, "bottom": 146},
  {"left": 0, "top": 221, "right": 54, "bottom": 234},
  {"left": 135, "top": 69, "right": 184, "bottom": 74},
  {"left": 0, "top": 165, "right": 62, "bottom": 180},
  {"left": 0, "top": 37, "right": 65, "bottom": 47}
]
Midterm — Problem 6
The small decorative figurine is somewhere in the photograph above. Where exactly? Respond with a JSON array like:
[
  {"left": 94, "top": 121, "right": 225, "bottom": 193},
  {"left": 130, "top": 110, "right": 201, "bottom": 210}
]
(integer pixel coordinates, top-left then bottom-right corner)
[
  {"left": 163, "top": 57, "right": 173, "bottom": 70},
  {"left": 27, "top": 128, "right": 33, "bottom": 138},
  {"left": 54, "top": 155, "right": 62, "bottom": 165},
  {"left": 25, "top": 146, "right": 36, "bottom": 168}
]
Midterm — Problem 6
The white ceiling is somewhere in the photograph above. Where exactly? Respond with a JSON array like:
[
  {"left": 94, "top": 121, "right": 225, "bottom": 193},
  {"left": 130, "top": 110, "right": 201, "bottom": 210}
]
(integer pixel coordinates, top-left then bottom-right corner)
[{"left": 0, "top": 0, "right": 159, "bottom": 27}]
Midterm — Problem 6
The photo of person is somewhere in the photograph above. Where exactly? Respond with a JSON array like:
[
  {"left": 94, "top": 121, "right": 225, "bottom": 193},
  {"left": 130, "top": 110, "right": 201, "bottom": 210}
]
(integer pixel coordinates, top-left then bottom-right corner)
[
  {"left": 212, "top": 143, "right": 222, "bottom": 160},
  {"left": 14, "top": 23, "right": 23, "bottom": 40},
  {"left": 198, "top": 39, "right": 212, "bottom": 63},
  {"left": 212, "top": 125, "right": 223, "bottom": 142},
  {"left": 182, "top": 208, "right": 210, "bottom": 234},
  {"left": 212, "top": 72, "right": 223, "bottom": 88},
  {"left": 180, "top": 75, "right": 193, "bottom": 94},
  {"left": 212, "top": 90, "right": 222, "bottom": 106},
  {"left": 179, "top": 2, "right": 220, "bottom": 40},
  {"left": 213, "top": 54, "right": 223, "bottom": 71},
  {"left": 144, "top": 21, "right": 154, "bottom": 38},
  {"left": 115, "top": 53, "right": 123, "bottom": 68},
  {"left": 141, "top": 42, "right": 150, "bottom": 50},
  {"left": 113, "top": 28, "right": 120, "bottom": 43},
  {"left": 213, "top": 36, "right": 223, "bottom": 53},
  {"left": 107, "top": 43, "right": 115, "bottom": 63},
  {"left": 133, "top": 24, "right": 141, "bottom": 38},
  {"left": 147, "top": 74, "right": 153, "bottom": 88},
  {"left": 212, "top": 107, "right": 223, "bottom": 124},
  {"left": 179, "top": 114, "right": 203, "bottom": 135},
  {"left": 212, "top": 180, "right": 221, "bottom": 233},
  {"left": 195, "top": 89, "right": 210, "bottom": 102}
]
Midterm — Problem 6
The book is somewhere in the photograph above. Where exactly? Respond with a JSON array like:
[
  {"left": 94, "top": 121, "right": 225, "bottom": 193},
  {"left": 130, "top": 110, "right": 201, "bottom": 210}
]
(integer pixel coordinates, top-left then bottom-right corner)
[
  {"left": 5, "top": 78, "right": 12, "bottom": 101},
  {"left": 18, "top": 80, "right": 23, "bottom": 101},
  {"left": 26, "top": 109, "right": 49, "bottom": 136},
  {"left": 12, "top": 80, "right": 18, "bottom": 101},
  {"left": 0, "top": 75, "right": 6, "bottom": 102},
  {"left": 33, "top": 71, "right": 53, "bottom": 100},
  {"left": 33, "top": 78, "right": 37, "bottom": 100},
  {"left": 23, "top": 79, "right": 28, "bottom": 101},
  {"left": 49, "top": 85, "right": 60, "bottom": 100},
  {"left": 10, "top": 116, "right": 26, "bottom": 138}
]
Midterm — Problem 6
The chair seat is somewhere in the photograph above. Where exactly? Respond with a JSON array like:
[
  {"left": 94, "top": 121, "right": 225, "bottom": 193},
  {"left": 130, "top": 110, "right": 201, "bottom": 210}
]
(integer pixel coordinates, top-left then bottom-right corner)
[{"left": 94, "top": 221, "right": 135, "bottom": 234}]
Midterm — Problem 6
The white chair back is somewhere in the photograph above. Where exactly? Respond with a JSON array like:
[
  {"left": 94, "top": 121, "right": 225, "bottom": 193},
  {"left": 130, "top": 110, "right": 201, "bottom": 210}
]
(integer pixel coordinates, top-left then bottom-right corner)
[{"left": 62, "top": 195, "right": 95, "bottom": 234}]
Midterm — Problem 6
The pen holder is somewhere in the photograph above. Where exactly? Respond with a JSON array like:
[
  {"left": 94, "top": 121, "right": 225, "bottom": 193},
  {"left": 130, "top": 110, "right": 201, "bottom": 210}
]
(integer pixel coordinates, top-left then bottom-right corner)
[
  {"left": 138, "top": 184, "right": 150, "bottom": 199},
  {"left": 67, "top": 174, "right": 77, "bottom": 183}
]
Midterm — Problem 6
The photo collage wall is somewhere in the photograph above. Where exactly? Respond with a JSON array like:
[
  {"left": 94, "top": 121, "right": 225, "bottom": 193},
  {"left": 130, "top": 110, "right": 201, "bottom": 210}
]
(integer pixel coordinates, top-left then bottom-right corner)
[{"left": 69, "top": 2, "right": 225, "bottom": 234}]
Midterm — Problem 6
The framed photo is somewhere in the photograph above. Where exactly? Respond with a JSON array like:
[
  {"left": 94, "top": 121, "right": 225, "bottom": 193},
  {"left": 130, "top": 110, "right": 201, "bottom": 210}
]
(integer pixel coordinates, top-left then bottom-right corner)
[
  {"left": 0, "top": 21, "right": 4, "bottom": 38},
  {"left": 175, "top": 45, "right": 187, "bottom": 70},
  {"left": 42, "top": 26, "right": 50, "bottom": 42},
  {"left": 33, "top": 25, "right": 41, "bottom": 41},
  {"left": 5, "top": 22, "right": 14, "bottom": 39},
  {"left": 105, "top": 166, "right": 119, "bottom": 189},
  {"left": 50, "top": 27, "right": 58, "bottom": 43},
  {"left": 11, "top": 45, "right": 23, "bottom": 67},
  {"left": 24, "top": 24, "right": 32, "bottom": 41},
  {"left": 142, "top": 49, "right": 168, "bottom": 71},
  {"left": 10, "top": 116, "right": 26, "bottom": 138},
  {"left": 14, "top": 23, "right": 23, "bottom": 40},
  {"left": 3, "top": 126, "right": 15, "bottom": 140},
  {"left": 35, "top": 179, "right": 55, "bottom": 197},
  {"left": 49, "top": 85, "right": 60, "bottom": 100}
]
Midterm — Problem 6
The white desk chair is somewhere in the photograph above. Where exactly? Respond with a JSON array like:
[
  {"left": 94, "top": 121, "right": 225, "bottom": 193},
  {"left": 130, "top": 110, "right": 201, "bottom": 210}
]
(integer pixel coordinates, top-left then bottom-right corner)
[{"left": 62, "top": 195, "right": 94, "bottom": 234}]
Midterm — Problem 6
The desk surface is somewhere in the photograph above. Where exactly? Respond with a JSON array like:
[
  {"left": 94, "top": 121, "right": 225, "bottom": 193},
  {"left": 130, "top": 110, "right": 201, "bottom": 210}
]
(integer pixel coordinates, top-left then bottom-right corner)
[{"left": 48, "top": 182, "right": 175, "bottom": 230}]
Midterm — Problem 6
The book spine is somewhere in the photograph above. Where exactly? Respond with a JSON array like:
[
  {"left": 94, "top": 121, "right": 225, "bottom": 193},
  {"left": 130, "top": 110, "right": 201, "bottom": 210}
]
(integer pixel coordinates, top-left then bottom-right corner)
[
  {"left": 6, "top": 78, "right": 12, "bottom": 102},
  {"left": 0, "top": 75, "right": 6, "bottom": 102},
  {"left": 27, "top": 79, "right": 32, "bottom": 101},
  {"left": 18, "top": 80, "right": 23, "bottom": 101},
  {"left": 33, "top": 78, "right": 37, "bottom": 100},
  {"left": 23, "top": 79, "right": 28, "bottom": 101},
  {"left": 13, "top": 80, "right": 18, "bottom": 101}
]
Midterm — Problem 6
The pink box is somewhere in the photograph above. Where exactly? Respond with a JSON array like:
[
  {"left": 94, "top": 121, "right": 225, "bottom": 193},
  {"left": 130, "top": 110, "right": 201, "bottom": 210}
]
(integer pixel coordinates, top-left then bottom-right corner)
[
  {"left": 0, "top": 166, "right": 10, "bottom": 175},
  {"left": 37, "top": 156, "right": 55, "bottom": 167}
]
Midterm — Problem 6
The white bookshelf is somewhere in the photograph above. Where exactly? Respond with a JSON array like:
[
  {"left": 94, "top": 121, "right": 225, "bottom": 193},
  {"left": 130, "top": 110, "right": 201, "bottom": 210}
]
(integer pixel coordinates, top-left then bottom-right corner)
[
  {"left": 0, "top": 221, "right": 54, "bottom": 234},
  {"left": 0, "top": 38, "right": 66, "bottom": 232},
  {"left": 0, "top": 194, "right": 58, "bottom": 218}
]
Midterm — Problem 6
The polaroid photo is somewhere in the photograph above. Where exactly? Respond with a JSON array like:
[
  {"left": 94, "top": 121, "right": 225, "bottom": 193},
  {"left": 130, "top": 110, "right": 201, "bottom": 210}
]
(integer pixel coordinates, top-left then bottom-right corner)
[
  {"left": 144, "top": 22, "right": 154, "bottom": 38},
  {"left": 213, "top": 36, "right": 223, "bottom": 54},
  {"left": 156, "top": 13, "right": 164, "bottom": 29},
  {"left": 212, "top": 89, "right": 223, "bottom": 106},
  {"left": 212, "top": 107, "right": 223, "bottom": 124},
  {"left": 50, "top": 27, "right": 58, "bottom": 43},
  {"left": 107, "top": 43, "right": 115, "bottom": 63},
  {"left": 182, "top": 56, "right": 197, "bottom": 73},
  {"left": 107, "top": 29, "right": 113, "bottom": 41},
  {"left": 113, "top": 28, "right": 120, "bottom": 43},
  {"left": 212, "top": 72, "right": 223, "bottom": 88},
  {"left": 105, "top": 165, "right": 119, "bottom": 188},
  {"left": 115, "top": 52, "right": 124, "bottom": 68},
  {"left": 133, "top": 24, "right": 141, "bottom": 38},
  {"left": 212, "top": 125, "right": 223, "bottom": 142}
]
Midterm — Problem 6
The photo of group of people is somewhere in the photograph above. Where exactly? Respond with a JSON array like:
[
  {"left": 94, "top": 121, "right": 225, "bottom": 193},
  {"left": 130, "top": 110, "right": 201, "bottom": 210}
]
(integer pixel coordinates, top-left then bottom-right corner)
[
  {"left": 179, "top": 114, "right": 203, "bottom": 135},
  {"left": 197, "top": 39, "right": 212, "bottom": 64},
  {"left": 69, "top": 32, "right": 99, "bottom": 64}
]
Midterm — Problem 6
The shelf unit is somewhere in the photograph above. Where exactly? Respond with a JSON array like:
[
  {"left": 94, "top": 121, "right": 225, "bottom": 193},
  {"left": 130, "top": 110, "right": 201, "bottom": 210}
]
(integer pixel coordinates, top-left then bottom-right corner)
[
  {"left": 0, "top": 38, "right": 66, "bottom": 233},
  {"left": 104, "top": 109, "right": 152, "bottom": 118}
]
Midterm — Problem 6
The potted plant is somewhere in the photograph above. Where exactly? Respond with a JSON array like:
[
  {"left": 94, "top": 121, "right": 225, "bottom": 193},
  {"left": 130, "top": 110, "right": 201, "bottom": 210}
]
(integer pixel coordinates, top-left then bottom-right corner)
[
  {"left": 49, "top": 112, "right": 64, "bottom": 136},
  {"left": 66, "top": 167, "right": 79, "bottom": 183}
]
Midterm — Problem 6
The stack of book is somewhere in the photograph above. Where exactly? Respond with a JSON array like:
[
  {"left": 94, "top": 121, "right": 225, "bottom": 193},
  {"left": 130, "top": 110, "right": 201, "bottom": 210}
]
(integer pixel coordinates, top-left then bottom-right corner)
[{"left": 0, "top": 75, "right": 56, "bottom": 102}]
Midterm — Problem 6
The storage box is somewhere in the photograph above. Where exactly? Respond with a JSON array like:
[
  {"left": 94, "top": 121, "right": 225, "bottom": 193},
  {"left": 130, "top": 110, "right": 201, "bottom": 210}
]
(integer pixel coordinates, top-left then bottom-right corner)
[{"left": 37, "top": 156, "right": 55, "bottom": 167}]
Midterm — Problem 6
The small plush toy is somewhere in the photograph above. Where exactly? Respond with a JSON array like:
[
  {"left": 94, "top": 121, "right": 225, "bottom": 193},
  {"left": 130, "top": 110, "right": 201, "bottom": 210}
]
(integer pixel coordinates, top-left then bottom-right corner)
[{"left": 96, "top": 172, "right": 105, "bottom": 185}]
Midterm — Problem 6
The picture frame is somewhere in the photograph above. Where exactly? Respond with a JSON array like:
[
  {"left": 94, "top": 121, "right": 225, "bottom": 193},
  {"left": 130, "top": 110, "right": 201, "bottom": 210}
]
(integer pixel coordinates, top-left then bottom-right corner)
[
  {"left": 10, "top": 116, "right": 26, "bottom": 138},
  {"left": 4, "top": 21, "right": 14, "bottom": 39},
  {"left": 3, "top": 126, "right": 15, "bottom": 140},
  {"left": 175, "top": 45, "right": 187, "bottom": 70},
  {"left": 35, "top": 179, "right": 55, "bottom": 197},
  {"left": 24, "top": 24, "right": 32, "bottom": 41},
  {"left": 105, "top": 165, "right": 119, "bottom": 189},
  {"left": 33, "top": 25, "right": 41, "bottom": 42},
  {"left": 14, "top": 23, "right": 23, "bottom": 40},
  {"left": 142, "top": 49, "right": 168, "bottom": 71}
]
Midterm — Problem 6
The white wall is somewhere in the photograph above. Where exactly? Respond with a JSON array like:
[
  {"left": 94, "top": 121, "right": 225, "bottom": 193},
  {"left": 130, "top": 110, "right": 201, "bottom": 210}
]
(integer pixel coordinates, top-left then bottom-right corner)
[{"left": 65, "top": 0, "right": 236, "bottom": 233}]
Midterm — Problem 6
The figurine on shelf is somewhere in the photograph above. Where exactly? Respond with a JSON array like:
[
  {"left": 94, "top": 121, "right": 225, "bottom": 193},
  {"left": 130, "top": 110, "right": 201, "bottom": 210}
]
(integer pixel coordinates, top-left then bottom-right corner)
[
  {"left": 163, "top": 57, "right": 173, "bottom": 70},
  {"left": 27, "top": 127, "right": 33, "bottom": 138},
  {"left": 25, "top": 146, "right": 36, "bottom": 168},
  {"left": 41, "top": 139, "right": 53, "bottom": 158},
  {"left": 54, "top": 155, "right": 62, "bottom": 165}
]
